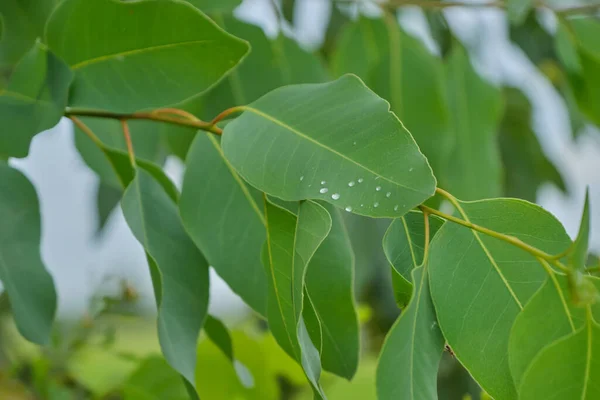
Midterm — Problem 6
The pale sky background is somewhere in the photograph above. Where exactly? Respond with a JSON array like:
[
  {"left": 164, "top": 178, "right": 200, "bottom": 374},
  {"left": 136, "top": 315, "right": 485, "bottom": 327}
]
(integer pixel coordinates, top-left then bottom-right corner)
[{"left": 8, "top": 0, "right": 600, "bottom": 319}]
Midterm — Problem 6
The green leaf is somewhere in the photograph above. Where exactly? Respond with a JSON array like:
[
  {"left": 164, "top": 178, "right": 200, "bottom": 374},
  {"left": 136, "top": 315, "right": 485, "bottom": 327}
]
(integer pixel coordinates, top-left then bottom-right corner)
[
  {"left": 74, "top": 119, "right": 165, "bottom": 188},
  {"left": 371, "top": 17, "right": 451, "bottom": 178},
  {"left": 383, "top": 212, "right": 443, "bottom": 307},
  {"left": 186, "top": 0, "right": 241, "bottom": 13},
  {"left": 95, "top": 182, "right": 122, "bottom": 235},
  {"left": 377, "top": 264, "right": 444, "bottom": 400},
  {"left": 571, "top": 190, "right": 591, "bottom": 272},
  {"left": 204, "top": 315, "right": 233, "bottom": 362},
  {"left": 499, "top": 88, "right": 565, "bottom": 201},
  {"left": 518, "top": 319, "right": 600, "bottom": 400},
  {"left": 507, "top": 0, "right": 533, "bottom": 25},
  {"left": 263, "top": 199, "right": 331, "bottom": 396},
  {"left": 0, "top": 41, "right": 72, "bottom": 158},
  {"left": 180, "top": 133, "right": 267, "bottom": 316},
  {"left": 330, "top": 16, "right": 389, "bottom": 87},
  {"left": 428, "top": 198, "right": 571, "bottom": 400},
  {"left": 0, "top": 162, "right": 57, "bottom": 344},
  {"left": 222, "top": 75, "right": 436, "bottom": 218},
  {"left": 123, "top": 357, "right": 188, "bottom": 400},
  {"left": 508, "top": 274, "right": 600, "bottom": 387},
  {"left": 444, "top": 43, "right": 503, "bottom": 200},
  {"left": 510, "top": 13, "right": 556, "bottom": 66},
  {"left": 0, "top": 0, "right": 58, "bottom": 70},
  {"left": 45, "top": 0, "right": 249, "bottom": 112},
  {"left": 121, "top": 168, "right": 209, "bottom": 389},
  {"left": 555, "top": 21, "right": 581, "bottom": 74},
  {"left": 305, "top": 202, "right": 360, "bottom": 379}
]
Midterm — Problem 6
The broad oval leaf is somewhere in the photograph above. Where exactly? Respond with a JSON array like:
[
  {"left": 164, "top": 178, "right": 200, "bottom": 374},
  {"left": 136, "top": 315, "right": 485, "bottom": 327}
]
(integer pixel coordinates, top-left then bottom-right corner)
[
  {"left": 377, "top": 264, "right": 444, "bottom": 400},
  {"left": 263, "top": 199, "right": 331, "bottom": 397},
  {"left": 0, "top": 162, "right": 57, "bottom": 344},
  {"left": 444, "top": 43, "right": 503, "bottom": 200},
  {"left": 0, "top": 41, "right": 72, "bottom": 158},
  {"left": 121, "top": 168, "right": 209, "bottom": 389},
  {"left": 180, "top": 133, "right": 268, "bottom": 316},
  {"left": 428, "top": 198, "right": 571, "bottom": 400},
  {"left": 508, "top": 274, "right": 600, "bottom": 387},
  {"left": 45, "top": 0, "right": 249, "bottom": 112},
  {"left": 383, "top": 212, "right": 443, "bottom": 307},
  {"left": 305, "top": 202, "right": 360, "bottom": 380},
  {"left": 222, "top": 75, "right": 436, "bottom": 218},
  {"left": 519, "top": 319, "right": 600, "bottom": 400}
]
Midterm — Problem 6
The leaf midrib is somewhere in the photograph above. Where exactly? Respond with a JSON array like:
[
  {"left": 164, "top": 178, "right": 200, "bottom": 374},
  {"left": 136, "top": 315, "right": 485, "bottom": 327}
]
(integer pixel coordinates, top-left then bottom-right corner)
[{"left": 242, "top": 106, "right": 432, "bottom": 196}]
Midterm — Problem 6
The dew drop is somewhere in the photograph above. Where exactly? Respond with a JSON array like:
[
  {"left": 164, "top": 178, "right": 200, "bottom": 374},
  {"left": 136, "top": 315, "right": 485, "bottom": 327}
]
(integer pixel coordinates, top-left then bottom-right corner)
[
  {"left": 345, "top": 206, "right": 352, "bottom": 212},
  {"left": 375, "top": 176, "right": 380, "bottom": 180},
  {"left": 394, "top": 205, "right": 399, "bottom": 211},
  {"left": 386, "top": 192, "right": 391, "bottom": 198},
  {"left": 374, "top": 202, "right": 379, "bottom": 208},
  {"left": 360, "top": 204, "right": 364, "bottom": 207},
  {"left": 300, "top": 176, "right": 304, "bottom": 181},
  {"left": 331, "top": 193, "right": 340, "bottom": 200},
  {"left": 353, "top": 141, "right": 357, "bottom": 146},
  {"left": 409, "top": 167, "right": 414, "bottom": 172},
  {"left": 358, "top": 178, "right": 364, "bottom": 183},
  {"left": 320, "top": 188, "right": 329, "bottom": 194},
  {"left": 375, "top": 186, "right": 382, "bottom": 191},
  {"left": 348, "top": 181, "right": 355, "bottom": 187},
  {"left": 321, "top": 180, "right": 326, "bottom": 185}
]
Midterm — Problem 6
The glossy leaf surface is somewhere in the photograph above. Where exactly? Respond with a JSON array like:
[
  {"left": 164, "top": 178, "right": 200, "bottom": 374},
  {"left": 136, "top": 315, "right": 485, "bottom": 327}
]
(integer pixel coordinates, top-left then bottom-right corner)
[
  {"left": 45, "top": 0, "right": 249, "bottom": 112},
  {"left": 429, "top": 198, "right": 571, "bottom": 400},
  {"left": 222, "top": 75, "right": 436, "bottom": 218}
]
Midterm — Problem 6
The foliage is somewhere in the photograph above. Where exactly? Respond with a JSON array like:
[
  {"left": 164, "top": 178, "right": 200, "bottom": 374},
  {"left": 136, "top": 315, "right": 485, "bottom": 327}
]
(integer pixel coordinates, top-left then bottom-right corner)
[{"left": 0, "top": 0, "right": 599, "bottom": 399}]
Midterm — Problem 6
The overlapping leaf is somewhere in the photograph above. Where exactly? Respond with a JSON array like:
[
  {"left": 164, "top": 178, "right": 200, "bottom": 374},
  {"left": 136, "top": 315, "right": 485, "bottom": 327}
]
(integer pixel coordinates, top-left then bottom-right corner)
[
  {"left": 0, "top": 162, "right": 57, "bottom": 344},
  {"left": 383, "top": 212, "right": 443, "bottom": 307},
  {"left": 428, "top": 198, "right": 571, "bottom": 400},
  {"left": 45, "top": 0, "right": 249, "bottom": 112},
  {"left": 121, "top": 169, "right": 209, "bottom": 389},
  {"left": 263, "top": 199, "right": 331, "bottom": 396},
  {"left": 444, "top": 43, "right": 503, "bottom": 200},
  {"left": 305, "top": 203, "right": 360, "bottom": 379},
  {"left": 0, "top": 41, "right": 72, "bottom": 158},
  {"left": 222, "top": 75, "right": 437, "bottom": 218},
  {"left": 187, "top": 0, "right": 241, "bottom": 14},
  {"left": 180, "top": 133, "right": 268, "bottom": 316},
  {"left": 519, "top": 318, "right": 600, "bottom": 400}
]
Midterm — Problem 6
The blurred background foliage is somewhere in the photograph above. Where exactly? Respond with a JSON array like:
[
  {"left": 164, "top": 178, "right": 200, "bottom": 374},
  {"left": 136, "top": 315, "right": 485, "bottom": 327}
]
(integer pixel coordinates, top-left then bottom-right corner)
[{"left": 0, "top": 0, "right": 599, "bottom": 398}]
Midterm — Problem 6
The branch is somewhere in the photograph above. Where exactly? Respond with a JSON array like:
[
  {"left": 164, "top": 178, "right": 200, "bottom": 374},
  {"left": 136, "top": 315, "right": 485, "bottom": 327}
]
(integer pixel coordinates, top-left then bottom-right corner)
[{"left": 65, "top": 108, "right": 223, "bottom": 135}]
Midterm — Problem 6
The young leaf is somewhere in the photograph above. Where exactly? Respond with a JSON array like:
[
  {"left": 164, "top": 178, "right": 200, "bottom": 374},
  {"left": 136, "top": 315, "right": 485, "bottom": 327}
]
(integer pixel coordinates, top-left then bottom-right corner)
[
  {"left": 444, "top": 43, "right": 503, "bottom": 200},
  {"left": 499, "top": 88, "right": 565, "bottom": 201},
  {"left": 263, "top": 199, "right": 331, "bottom": 396},
  {"left": 371, "top": 17, "right": 451, "bottom": 179},
  {"left": 45, "top": 0, "right": 249, "bottom": 112},
  {"left": 221, "top": 75, "right": 437, "bottom": 218},
  {"left": 383, "top": 212, "right": 443, "bottom": 307},
  {"left": 305, "top": 203, "right": 360, "bottom": 379},
  {"left": 377, "top": 265, "right": 444, "bottom": 400},
  {"left": 121, "top": 169, "right": 209, "bottom": 389},
  {"left": 180, "top": 133, "right": 268, "bottom": 316},
  {"left": 428, "top": 198, "right": 571, "bottom": 400},
  {"left": 0, "top": 41, "right": 72, "bottom": 158},
  {"left": 0, "top": 162, "right": 57, "bottom": 344},
  {"left": 518, "top": 319, "right": 600, "bottom": 400},
  {"left": 570, "top": 190, "right": 591, "bottom": 272},
  {"left": 508, "top": 274, "right": 600, "bottom": 387},
  {"left": 0, "top": 0, "right": 58, "bottom": 69}
]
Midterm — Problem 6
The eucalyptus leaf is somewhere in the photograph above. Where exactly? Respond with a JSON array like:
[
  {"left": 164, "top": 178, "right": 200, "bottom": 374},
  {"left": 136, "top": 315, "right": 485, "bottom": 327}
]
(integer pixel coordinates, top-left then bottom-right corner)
[
  {"left": 0, "top": 162, "right": 57, "bottom": 344},
  {"left": 0, "top": 41, "right": 72, "bottom": 158},
  {"left": 204, "top": 315, "right": 233, "bottom": 362},
  {"left": 122, "top": 168, "right": 209, "bottom": 389},
  {"left": 428, "top": 198, "right": 571, "bottom": 400},
  {"left": 508, "top": 274, "right": 600, "bottom": 387},
  {"left": 377, "top": 264, "right": 444, "bottom": 400},
  {"left": 45, "top": 0, "right": 249, "bottom": 112},
  {"left": 570, "top": 189, "right": 591, "bottom": 272},
  {"left": 123, "top": 357, "right": 188, "bottom": 400},
  {"left": 383, "top": 212, "right": 443, "bottom": 307},
  {"left": 222, "top": 75, "right": 437, "bottom": 218},
  {"left": 507, "top": 0, "right": 533, "bottom": 25},
  {"left": 444, "top": 43, "right": 503, "bottom": 200},
  {"left": 305, "top": 202, "right": 360, "bottom": 379},
  {"left": 95, "top": 182, "right": 122, "bottom": 235},
  {"left": 519, "top": 319, "right": 600, "bottom": 400},
  {"left": 180, "top": 133, "right": 268, "bottom": 316},
  {"left": 263, "top": 199, "right": 331, "bottom": 397},
  {"left": 186, "top": 0, "right": 241, "bottom": 13}
]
